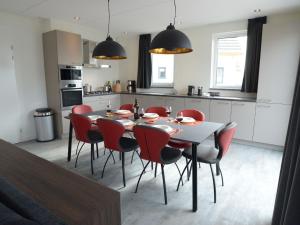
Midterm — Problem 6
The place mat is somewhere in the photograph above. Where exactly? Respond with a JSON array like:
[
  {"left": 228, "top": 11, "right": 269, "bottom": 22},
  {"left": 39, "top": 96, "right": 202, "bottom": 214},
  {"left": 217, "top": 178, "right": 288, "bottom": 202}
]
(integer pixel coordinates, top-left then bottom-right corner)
[{"left": 171, "top": 118, "right": 203, "bottom": 126}]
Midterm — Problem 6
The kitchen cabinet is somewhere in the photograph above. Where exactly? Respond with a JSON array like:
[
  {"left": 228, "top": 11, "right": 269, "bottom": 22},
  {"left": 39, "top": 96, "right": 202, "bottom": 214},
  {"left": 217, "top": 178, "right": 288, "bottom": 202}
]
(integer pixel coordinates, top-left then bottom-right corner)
[
  {"left": 56, "top": 30, "right": 82, "bottom": 65},
  {"left": 120, "top": 94, "right": 135, "bottom": 105},
  {"left": 253, "top": 103, "right": 291, "bottom": 146},
  {"left": 230, "top": 102, "right": 256, "bottom": 141},
  {"left": 141, "top": 95, "right": 166, "bottom": 110},
  {"left": 184, "top": 98, "right": 210, "bottom": 121},
  {"left": 83, "top": 95, "right": 120, "bottom": 111},
  {"left": 61, "top": 110, "right": 71, "bottom": 134},
  {"left": 210, "top": 100, "right": 231, "bottom": 124},
  {"left": 165, "top": 97, "right": 185, "bottom": 117},
  {"left": 257, "top": 21, "right": 300, "bottom": 105}
]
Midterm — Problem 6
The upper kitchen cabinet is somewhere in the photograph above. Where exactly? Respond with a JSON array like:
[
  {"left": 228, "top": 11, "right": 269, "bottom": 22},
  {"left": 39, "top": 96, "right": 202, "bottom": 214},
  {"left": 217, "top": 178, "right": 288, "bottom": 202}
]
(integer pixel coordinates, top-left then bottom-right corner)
[
  {"left": 257, "top": 19, "right": 300, "bottom": 105},
  {"left": 43, "top": 30, "right": 82, "bottom": 66},
  {"left": 184, "top": 98, "right": 210, "bottom": 121}
]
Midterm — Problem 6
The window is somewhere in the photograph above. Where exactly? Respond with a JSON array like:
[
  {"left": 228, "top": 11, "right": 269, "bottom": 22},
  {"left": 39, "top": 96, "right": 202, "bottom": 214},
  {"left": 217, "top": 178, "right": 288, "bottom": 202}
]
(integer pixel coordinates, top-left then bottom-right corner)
[
  {"left": 151, "top": 54, "right": 174, "bottom": 87},
  {"left": 211, "top": 31, "right": 247, "bottom": 89}
]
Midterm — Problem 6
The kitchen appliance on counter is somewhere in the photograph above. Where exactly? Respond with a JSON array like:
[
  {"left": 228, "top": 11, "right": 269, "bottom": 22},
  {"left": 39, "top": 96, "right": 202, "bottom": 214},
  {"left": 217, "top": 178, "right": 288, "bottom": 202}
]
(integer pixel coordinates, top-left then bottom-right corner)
[
  {"left": 59, "top": 65, "right": 83, "bottom": 109},
  {"left": 127, "top": 80, "right": 136, "bottom": 93},
  {"left": 197, "top": 86, "right": 203, "bottom": 96},
  {"left": 187, "top": 85, "right": 195, "bottom": 96}
]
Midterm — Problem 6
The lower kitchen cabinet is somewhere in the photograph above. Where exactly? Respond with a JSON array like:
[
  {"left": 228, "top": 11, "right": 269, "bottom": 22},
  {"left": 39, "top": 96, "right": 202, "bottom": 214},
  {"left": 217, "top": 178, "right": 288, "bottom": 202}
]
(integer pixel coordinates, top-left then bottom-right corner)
[
  {"left": 210, "top": 100, "right": 232, "bottom": 124},
  {"left": 253, "top": 103, "right": 291, "bottom": 146},
  {"left": 83, "top": 94, "right": 120, "bottom": 111},
  {"left": 230, "top": 102, "right": 256, "bottom": 141},
  {"left": 61, "top": 110, "right": 71, "bottom": 134},
  {"left": 120, "top": 94, "right": 135, "bottom": 105},
  {"left": 165, "top": 97, "right": 185, "bottom": 117},
  {"left": 184, "top": 98, "right": 210, "bottom": 121}
]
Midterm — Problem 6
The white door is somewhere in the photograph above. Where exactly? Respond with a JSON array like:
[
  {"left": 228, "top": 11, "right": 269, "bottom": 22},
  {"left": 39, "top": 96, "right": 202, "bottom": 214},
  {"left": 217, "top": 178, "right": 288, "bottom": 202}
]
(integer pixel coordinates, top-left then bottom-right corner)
[
  {"left": 210, "top": 100, "right": 232, "bottom": 124},
  {"left": 0, "top": 29, "right": 21, "bottom": 143},
  {"left": 231, "top": 102, "right": 256, "bottom": 141},
  {"left": 184, "top": 98, "right": 210, "bottom": 121},
  {"left": 253, "top": 103, "right": 291, "bottom": 146}
]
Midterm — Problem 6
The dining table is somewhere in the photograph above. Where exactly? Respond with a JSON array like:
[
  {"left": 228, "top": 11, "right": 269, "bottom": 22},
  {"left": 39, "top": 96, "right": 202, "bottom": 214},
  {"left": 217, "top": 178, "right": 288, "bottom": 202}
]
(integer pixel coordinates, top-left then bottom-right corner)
[{"left": 65, "top": 109, "right": 223, "bottom": 212}]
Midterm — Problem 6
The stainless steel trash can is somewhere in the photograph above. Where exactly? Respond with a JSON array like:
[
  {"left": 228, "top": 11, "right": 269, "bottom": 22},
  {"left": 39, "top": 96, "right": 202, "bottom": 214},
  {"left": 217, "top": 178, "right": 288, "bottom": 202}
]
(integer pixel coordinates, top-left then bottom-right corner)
[{"left": 34, "top": 108, "right": 55, "bottom": 142}]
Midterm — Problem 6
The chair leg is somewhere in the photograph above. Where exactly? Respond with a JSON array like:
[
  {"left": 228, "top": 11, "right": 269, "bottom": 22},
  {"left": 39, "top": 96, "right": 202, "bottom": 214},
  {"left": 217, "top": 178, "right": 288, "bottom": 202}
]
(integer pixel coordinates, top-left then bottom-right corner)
[
  {"left": 96, "top": 143, "right": 99, "bottom": 158},
  {"left": 185, "top": 158, "right": 190, "bottom": 180},
  {"left": 75, "top": 141, "right": 80, "bottom": 155},
  {"left": 103, "top": 148, "right": 106, "bottom": 155},
  {"left": 111, "top": 150, "right": 116, "bottom": 164},
  {"left": 101, "top": 151, "right": 113, "bottom": 178},
  {"left": 209, "top": 164, "right": 216, "bottom": 203},
  {"left": 177, "top": 159, "right": 191, "bottom": 191},
  {"left": 135, "top": 161, "right": 150, "bottom": 193},
  {"left": 174, "top": 163, "right": 183, "bottom": 186},
  {"left": 151, "top": 162, "right": 153, "bottom": 170},
  {"left": 90, "top": 144, "right": 94, "bottom": 175},
  {"left": 130, "top": 151, "right": 135, "bottom": 164},
  {"left": 216, "top": 163, "right": 220, "bottom": 176},
  {"left": 154, "top": 163, "right": 158, "bottom": 177},
  {"left": 161, "top": 164, "right": 167, "bottom": 205},
  {"left": 74, "top": 142, "right": 85, "bottom": 168},
  {"left": 122, "top": 152, "right": 126, "bottom": 187},
  {"left": 119, "top": 152, "right": 121, "bottom": 160},
  {"left": 135, "top": 149, "right": 144, "bottom": 168},
  {"left": 219, "top": 165, "right": 224, "bottom": 186},
  {"left": 188, "top": 163, "right": 193, "bottom": 181}
]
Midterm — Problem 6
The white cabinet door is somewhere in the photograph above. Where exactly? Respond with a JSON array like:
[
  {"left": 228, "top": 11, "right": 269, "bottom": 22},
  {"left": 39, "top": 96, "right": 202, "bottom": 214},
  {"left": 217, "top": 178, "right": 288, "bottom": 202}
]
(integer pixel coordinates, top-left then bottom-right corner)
[
  {"left": 120, "top": 94, "right": 135, "bottom": 105},
  {"left": 231, "top": 102, "right": 256, "bottom": 141},
  {"left": 61, "top": 110, "right": 71, "bottom": 134},
  {"left": 253, "top": 103, "right": 291, "bottom": 146},
  {"left": 101, "top": 95, "right": 120, "bottom": 109},
  {"left": 165, "top": 97, "right": 185, "bottom": 117},
  {"left": 257, "top": 20, "right": 300, "bottom": 104},
  {"left": 210, "top": 100, "right": 232, "bottom": 124},
  {"left": 184, "top": 98, "right": 210, "bottom": 121},
  {"left": 142, "top": 96, "right": 166, "bottom": 110}
]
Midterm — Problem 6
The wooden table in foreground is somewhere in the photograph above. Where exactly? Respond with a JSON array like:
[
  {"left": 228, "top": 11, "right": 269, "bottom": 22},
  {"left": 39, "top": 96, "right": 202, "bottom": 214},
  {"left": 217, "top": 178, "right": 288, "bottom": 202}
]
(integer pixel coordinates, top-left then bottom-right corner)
[
  {"left": 66, "top": 110, "right": 223, "bottom": 212},
  {"left": 0, "top": 139, "right": 121, "bottom": 225}
]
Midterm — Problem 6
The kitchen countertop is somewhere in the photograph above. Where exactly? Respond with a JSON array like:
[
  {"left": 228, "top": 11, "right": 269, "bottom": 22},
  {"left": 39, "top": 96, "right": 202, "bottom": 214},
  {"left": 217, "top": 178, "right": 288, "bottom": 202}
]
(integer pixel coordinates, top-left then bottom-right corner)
[{"left": 83, "top": 91, "right": 256, "bottom": 102}]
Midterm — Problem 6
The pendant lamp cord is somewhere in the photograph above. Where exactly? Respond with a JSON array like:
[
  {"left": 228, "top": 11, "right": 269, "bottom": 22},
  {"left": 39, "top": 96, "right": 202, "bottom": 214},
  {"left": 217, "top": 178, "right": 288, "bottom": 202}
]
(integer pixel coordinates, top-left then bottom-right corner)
[
  {"left": 173, "top": 0, "right": 177, "bottom": 25},
  {"left": 107, "top": 0, "right": 111, "bottom": 37}
]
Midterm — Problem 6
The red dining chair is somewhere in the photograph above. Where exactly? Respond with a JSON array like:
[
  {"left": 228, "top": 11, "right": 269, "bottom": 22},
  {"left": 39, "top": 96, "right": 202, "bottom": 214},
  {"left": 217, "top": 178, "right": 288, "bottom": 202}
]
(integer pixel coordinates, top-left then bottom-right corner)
[
  {"left": 168, "top": 109, "right": 206, "bottom": 177},
  {"left": 97, "top": 118, "right": 143, "bottom": 187},
  {"left": 177, "top": 122, "right": 237, "bottom": 203},
  {"left": 145, "top": 106, "right": 168, "bottom": 117},
  {"left": 133, "top": 125, "right": 182, "bottom": 205},
  {"left": 71, "top": 114, "right": 103, "bottom": 175},
  {"left": 120, "top": 104, "right": 134, "bottom": 112}
]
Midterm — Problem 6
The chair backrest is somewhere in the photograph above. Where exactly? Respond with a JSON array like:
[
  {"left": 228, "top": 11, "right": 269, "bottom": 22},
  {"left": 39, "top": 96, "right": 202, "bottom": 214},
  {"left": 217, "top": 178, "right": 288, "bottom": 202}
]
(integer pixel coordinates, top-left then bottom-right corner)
[
  {"left": 71, "top": 114, "right": 93, "bottom": 143},
  {"left": 217, "top": 122, "right": 237, "bottom": 158},
  {"left": 120, "top": 104, "right": 134, "bottom": 112},
  {"left": 72, "top": 105, "right": 93, "bottom": 114},
  {"left": 97, "top": 118, "right": 125, "bottom": 151},
  {"left": 133, "top": 125, "right": 170, "bottom": 163},
  {"left": 177, "top": 109, "right": 205, "bottom": 121},
  {"left": 145, "top": 106, "right": 168, "bottom": 117}
]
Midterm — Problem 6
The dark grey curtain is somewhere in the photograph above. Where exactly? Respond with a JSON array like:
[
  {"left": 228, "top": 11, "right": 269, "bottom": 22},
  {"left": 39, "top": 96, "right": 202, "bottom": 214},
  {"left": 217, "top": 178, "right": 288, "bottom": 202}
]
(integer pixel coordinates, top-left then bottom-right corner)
[
  {"left": 241, "top": 16, "right": 267, "bottom": 92},
  {"left": 272, "top": 56, "right": 300, "bottom": 225},
  {"left": 137, "top": 34, "right": 152, "bottom": 88}
]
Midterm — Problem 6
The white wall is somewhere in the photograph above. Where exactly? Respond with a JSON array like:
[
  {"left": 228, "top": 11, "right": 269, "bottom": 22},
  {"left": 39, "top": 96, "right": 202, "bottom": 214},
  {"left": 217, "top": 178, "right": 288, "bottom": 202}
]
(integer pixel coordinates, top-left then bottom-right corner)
[{"left": 120, "top": 12, "right": 300, "bottom": 98}]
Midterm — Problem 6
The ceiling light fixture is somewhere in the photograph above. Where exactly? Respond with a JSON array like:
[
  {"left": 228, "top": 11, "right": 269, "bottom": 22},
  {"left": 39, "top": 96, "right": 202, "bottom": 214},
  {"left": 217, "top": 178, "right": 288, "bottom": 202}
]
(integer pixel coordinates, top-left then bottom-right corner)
[
  {"left": 254, "top": 9, "right": 261, "bottom": 13},
  {"left": 149, "top": 0, "right": 192, "bottom": 54},
  {"left": 92, "top": 0, "right": 127, "bottom": 60}
]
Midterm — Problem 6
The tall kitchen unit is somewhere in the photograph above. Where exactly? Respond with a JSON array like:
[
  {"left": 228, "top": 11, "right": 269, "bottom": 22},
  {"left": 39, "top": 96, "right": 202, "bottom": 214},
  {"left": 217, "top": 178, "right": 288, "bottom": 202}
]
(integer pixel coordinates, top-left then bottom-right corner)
[{"left": 43, "top": 30, "right": 83, "bottom": 138}]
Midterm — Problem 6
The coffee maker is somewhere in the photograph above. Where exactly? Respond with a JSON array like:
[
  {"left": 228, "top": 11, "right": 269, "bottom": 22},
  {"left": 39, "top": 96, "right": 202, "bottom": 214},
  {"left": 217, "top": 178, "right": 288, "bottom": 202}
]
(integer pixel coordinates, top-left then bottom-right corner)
[
  {"left": 187, "top": 85, "right": 195, "bottom": 96},
  {"left": 127, "top": 80, "right": 136, "bottom": 93}
]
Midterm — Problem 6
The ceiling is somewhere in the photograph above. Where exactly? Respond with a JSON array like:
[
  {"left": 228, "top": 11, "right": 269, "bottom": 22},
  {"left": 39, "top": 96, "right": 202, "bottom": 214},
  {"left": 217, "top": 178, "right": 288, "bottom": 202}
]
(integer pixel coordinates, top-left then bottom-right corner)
[{"left": 1, "top": 0, "right": 300, "bottom": 35}]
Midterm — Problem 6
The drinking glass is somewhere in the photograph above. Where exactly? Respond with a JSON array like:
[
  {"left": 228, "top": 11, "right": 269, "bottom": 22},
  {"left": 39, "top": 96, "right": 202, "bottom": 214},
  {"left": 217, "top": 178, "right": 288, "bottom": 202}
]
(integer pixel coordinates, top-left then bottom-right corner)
[{"left": 139, "top": 108, "right": 145, "bottom": 118}]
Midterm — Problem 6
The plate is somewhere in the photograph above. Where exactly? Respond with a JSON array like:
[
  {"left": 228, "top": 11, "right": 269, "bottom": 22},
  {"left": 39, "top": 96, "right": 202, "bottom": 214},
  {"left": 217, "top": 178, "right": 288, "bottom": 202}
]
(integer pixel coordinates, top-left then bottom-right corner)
[
  {"left": 116, "top": 119, "right": 135, "bottom": 126},
  {"left": 143, "top": 113, "right": 159, "bottom": 119},
  {"left": 181, "top": 117, "right": 196, "bottom": 123},
  {"left": 87, "top": 115, "right": 103, "bottom": 120},
  {"left": 151, "top": 125, "right": 174, "bottom": 133},
  {"left": 114, "top": 110, "right": 131, "bottom": 115}
]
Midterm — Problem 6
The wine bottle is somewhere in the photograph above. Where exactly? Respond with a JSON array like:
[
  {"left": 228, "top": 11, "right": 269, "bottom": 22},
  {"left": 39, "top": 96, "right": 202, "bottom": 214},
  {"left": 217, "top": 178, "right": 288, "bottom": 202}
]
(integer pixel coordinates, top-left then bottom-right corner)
[{"left": 133, "top": 98, "right": 139, "bottom": 120}]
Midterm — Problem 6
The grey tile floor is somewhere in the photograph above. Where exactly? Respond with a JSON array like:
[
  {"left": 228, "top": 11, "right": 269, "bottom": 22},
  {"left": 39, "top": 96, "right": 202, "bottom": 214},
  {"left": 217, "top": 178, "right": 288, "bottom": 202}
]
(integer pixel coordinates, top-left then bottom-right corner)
[{"left": 18, "top": 138, "right": 282, "bottom": 225}]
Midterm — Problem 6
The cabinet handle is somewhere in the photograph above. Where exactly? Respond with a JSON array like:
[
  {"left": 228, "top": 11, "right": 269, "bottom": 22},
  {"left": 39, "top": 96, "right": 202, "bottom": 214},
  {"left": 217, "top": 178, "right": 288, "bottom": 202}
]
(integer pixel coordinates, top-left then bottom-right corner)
[
  {"left": 232, "top": 103, "right": 245, "bottom": 106},
  {"left": 257, "top": 99, "right": 272, "bottom": 103},
  {"left": 217, "top": 101, "right": 229, "bottom": 105},
  {"left": 256, "top": 104, "right": 271, "bottom": 108}
]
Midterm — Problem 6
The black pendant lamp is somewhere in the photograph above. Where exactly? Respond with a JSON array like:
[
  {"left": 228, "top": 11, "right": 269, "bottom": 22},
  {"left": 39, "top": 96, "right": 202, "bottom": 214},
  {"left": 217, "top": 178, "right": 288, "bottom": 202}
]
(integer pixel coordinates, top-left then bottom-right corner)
[
  {"left": 93, "top": 0, "right": 126, "bottom": 60},
  {"left": 149, "top": 0, "right": 192, "bottom": 54}
]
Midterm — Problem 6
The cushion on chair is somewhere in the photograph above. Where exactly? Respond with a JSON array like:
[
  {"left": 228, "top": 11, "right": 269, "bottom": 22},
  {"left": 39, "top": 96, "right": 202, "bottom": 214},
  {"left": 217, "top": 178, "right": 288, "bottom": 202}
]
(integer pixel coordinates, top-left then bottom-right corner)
[
  {"left": 182, "top": 145, "right": 219, "bottom": 164},
  {"left": 119, "top": 137, "right": 138, "bottom": 151},
  {"left": 160, "top": 147, "right": 182, "bottom": 164},
  {"left": 0, "top": 202, "right": 38, "bottom": 225},
  {"left": 168, "top": 140, "right": 192, "bottom": 149}
]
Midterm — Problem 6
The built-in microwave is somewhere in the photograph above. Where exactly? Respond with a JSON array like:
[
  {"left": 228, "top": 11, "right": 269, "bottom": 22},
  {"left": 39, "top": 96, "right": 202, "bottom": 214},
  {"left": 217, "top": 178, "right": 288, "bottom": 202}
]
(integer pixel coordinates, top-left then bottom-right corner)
[{"left": 59, "top": 65, "right": 82, "bottom": 89}]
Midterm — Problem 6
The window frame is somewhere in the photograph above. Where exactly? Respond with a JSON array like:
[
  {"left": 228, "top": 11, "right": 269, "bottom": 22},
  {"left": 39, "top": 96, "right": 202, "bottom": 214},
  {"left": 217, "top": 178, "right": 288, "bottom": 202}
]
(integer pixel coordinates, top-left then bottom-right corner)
[
  {"left": 151, "top": 54, "right": 175, "bottom": 88},
  {"left": 211, "top": 30, "right": 247, "bottom": 90}
]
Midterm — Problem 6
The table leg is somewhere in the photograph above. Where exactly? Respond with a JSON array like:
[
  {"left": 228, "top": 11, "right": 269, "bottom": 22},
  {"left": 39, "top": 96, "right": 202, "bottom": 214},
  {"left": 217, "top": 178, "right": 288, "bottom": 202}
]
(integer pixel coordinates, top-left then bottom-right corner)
[
  {"left": 192, "top": 143, "right": 198, "bottom": 212},
  {"left": 67, "top": 120, "right": 73, "bottom": 162}
]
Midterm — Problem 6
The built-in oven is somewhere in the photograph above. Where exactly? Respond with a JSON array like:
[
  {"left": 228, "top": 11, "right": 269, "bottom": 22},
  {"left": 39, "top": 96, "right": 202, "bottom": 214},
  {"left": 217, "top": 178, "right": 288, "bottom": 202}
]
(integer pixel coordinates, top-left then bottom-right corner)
[{"left": 59, "top": 65, "right": 83, "bottom": 109}]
